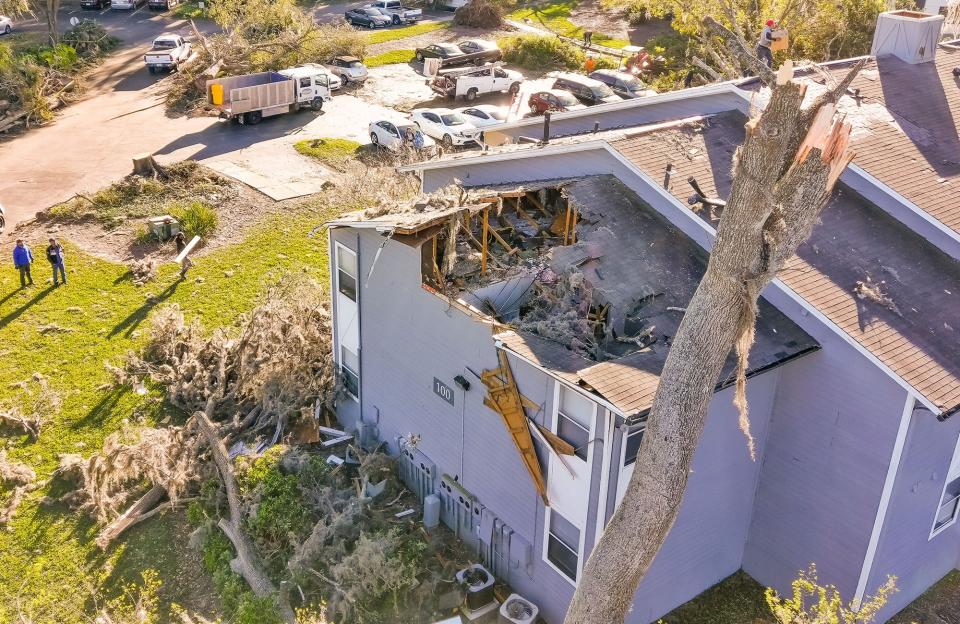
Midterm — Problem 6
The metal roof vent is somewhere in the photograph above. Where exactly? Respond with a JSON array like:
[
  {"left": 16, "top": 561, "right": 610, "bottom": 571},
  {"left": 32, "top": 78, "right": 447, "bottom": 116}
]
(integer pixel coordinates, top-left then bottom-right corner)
[{"left": 871, "top": 10, "right": 946, "bottom": 63}]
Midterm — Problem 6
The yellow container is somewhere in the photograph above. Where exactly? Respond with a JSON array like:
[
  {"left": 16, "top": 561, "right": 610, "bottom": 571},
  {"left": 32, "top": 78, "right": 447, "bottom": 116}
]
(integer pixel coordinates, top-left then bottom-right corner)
[{"left": 210, "top": 83, "right": 224, "bottom": 106}]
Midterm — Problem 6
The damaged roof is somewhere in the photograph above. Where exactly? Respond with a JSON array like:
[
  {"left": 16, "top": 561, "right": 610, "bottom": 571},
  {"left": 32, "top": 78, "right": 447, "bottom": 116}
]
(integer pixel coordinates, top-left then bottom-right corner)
[
  {"left": 614, "top": 110, "right": 960, "bottom": 417},
  {"left": 792, "top": 47, "right": 960, "bottom": 235},
  {"left": 491, "top": 175, "right": 820, "bottom": 418}
]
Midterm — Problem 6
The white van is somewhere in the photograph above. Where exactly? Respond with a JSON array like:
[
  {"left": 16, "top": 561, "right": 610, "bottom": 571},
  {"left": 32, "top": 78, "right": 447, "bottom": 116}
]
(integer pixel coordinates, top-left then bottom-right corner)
[{"left": 112, "top": 0, "right": 146, "bottom": 9}]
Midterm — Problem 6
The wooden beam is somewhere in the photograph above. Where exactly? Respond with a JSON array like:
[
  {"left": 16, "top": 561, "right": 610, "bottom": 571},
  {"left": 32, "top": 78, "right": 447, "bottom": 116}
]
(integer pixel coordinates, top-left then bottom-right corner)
[
  {"left": 514, "top": 198, "right": 542, "bottom": 234},
  {"left": 571, "top": 206, "right": 579, "bottom": 244},
  {"left": 526, "top": 192, "right": 552, "bottom": 217},
  {"left": 488, "top": 226, "right": 517, "bottom": 254},
  {"left": 563, "top": 203, "right": 573, "bottom": 245},
  {"left": 481, "top": 207, "right": 489, "bottom": 274}
]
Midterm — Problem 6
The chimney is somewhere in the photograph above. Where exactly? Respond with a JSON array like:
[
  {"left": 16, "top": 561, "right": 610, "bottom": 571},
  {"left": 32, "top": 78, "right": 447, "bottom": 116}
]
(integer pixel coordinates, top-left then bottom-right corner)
[{"left": 871, "top": 10, "right": 945, "bottom": 63}]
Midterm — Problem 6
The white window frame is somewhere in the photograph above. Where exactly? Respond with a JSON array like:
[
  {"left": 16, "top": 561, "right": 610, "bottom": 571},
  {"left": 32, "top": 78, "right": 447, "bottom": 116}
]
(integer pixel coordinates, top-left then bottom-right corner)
[
  {"left": 334, "top": 241, "right": 360, "bottom": 403},
  {"left": 930, "top": 431, "right": 960, "bottom": 538},
  {"left": 619, "top": 424, "right": 645, "bottom": 469},
  {"left": 542, "top": 507, "right": 581, "bottom": 586}
]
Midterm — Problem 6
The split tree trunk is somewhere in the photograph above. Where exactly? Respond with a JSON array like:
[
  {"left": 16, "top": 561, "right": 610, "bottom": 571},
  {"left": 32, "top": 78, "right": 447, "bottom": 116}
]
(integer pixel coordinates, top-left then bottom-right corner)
[{"left": 564, "top": 21, "right": 863, "bottom": 624}]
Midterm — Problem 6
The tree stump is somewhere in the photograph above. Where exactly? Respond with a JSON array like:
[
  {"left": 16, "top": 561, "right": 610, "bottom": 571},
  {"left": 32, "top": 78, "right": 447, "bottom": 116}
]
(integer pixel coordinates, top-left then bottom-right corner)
[{"left": 131, "top": 154, "right": 168, "bottom": 179}]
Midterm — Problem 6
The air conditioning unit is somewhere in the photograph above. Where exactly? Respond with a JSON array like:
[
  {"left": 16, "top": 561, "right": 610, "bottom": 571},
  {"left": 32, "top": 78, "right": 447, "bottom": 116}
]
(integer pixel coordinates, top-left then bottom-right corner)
[
  {"left": 456, "top": 564, "right": 496, "bottom": 611},
  {"left": 499, "top": 594, "right": 538, "bottom": 624}
]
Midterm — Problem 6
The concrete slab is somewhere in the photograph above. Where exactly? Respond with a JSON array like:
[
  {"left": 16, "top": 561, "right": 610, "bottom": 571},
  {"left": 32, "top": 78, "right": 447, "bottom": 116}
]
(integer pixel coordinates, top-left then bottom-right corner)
[{"left": 205, "top": 143, "right": 332, "bottom": 201}]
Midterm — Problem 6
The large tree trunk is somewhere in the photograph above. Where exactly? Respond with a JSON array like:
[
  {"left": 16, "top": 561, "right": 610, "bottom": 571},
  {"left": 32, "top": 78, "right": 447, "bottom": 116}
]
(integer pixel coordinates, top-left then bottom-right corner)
[{"left": 564, "top": 21, "right": 862, "bottom": 624}]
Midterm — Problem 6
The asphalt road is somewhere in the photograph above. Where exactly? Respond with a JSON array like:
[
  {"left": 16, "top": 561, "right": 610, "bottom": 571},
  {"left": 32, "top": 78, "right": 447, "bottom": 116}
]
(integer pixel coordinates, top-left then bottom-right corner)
[{"left": 0, "top": 3, "right": 454, "bottom": 231}]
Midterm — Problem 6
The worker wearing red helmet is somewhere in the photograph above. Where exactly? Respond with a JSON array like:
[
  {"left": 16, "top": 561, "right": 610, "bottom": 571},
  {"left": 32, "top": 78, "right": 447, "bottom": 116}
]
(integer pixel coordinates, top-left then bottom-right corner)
[{"left": 756, "top": 18, "right": 781, "bottom": 68}]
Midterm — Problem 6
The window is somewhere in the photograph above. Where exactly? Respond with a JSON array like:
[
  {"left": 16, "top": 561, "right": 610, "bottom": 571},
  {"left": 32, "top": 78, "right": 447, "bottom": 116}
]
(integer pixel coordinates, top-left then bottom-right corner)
[
  {"left": 546, "top": 509, "right": 580, "bottom": 582},
  {"left": 623, "top": 426, "right": 645, "bottom": 467},
  {"left": 337, "top": 245, "right": 358, "bottom": 302},
  {"left": 558, "top": 413, "right": 589, "bottom": 460},
  {"left": 932, "top": 434, "right": 960, "bottom": 537},
  {"left": 340, "top": 346, "right": 360, "bottom": 399},
  {"left": 299, "top": 77, "right": 311, "bottom": 88}
]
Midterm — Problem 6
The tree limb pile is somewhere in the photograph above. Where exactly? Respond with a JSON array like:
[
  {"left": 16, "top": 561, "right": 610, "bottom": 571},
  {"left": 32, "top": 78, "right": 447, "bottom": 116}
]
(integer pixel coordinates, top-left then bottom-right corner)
[
  {"left": 0, "top": 373, "right": 61, "bottom": 439},
  {"left": 0, "top": 450, "right": 40, "bottom": 527},
  {"left": 564, "top": 24, "right": 861, "bottom": 624}
]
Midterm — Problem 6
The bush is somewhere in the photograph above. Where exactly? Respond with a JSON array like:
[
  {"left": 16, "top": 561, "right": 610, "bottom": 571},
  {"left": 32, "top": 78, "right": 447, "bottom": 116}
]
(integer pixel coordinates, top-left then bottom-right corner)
[
  {"left": 498, "top": 34, "right": 584, "bottom": 70},
  {"left": 453, "top": 0, "right": 504, "bottom": 28},
  {"left": 62, "top": 20, "right": 120, "bottom": 58},
  {"left": 169, "top": 201, "right": 219, "bottom": 240}
]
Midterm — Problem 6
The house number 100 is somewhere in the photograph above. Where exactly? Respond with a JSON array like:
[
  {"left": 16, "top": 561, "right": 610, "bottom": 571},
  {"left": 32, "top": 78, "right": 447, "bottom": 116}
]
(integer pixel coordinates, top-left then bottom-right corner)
[{"left": 433, "top": 378, "right": 455, "bottom": 406}]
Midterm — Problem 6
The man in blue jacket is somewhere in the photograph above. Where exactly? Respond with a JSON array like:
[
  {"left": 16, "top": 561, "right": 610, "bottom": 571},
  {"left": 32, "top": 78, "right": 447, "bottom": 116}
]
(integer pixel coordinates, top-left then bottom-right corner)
[{"left": 13, "top": 239, "right": 34, "bottom": 287}]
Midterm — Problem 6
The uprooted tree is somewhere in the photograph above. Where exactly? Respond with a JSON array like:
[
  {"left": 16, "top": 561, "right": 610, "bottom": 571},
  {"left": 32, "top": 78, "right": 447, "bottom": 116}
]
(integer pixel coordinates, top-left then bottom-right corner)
[{"left": 564, "top": 18, "right": 863, "bottom": 624}]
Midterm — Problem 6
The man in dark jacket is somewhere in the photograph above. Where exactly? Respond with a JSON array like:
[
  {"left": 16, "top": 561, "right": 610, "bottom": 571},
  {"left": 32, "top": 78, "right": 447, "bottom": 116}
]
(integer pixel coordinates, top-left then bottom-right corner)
[
  {"left": 13, "top": 239, "right": 34, "bottom": 287},
  {"left": 47, "top": 238, "right": 67, "bottom": 286},
  {"left": 756, "top": 19, "right": 780, "bottom": 68}
]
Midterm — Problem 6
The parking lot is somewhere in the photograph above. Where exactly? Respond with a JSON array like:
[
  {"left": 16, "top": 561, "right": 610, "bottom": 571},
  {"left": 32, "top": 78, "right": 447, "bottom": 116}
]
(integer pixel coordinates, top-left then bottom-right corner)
[{"left": 0, "top": 1, "right": 558, "bottom": 229}]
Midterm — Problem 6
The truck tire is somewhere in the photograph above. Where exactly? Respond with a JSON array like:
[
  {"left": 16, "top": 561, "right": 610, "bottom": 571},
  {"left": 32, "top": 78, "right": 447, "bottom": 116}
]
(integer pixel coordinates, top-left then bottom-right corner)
[
  {"left": 310, "top": 98, "right": 324, "bottom": 111},
  {"left": 244, "top": 111, "right": 262, "bottom": 125},
  {"left": 148, "top": 66, "right": 156, "bottom": 74},
  {"left": 508, "top": 82, "right": 520, "bottom": 95},
  {"left": 367, "top": 21, "right": 375, "bottom": 28},
  {"left": 415, "top": 51, "right": 424, "bottom": 62},
  {"left": 441, "top": 134, "right": 453, "bottom": 148},
  {"left": 465, "top": 88, "right": 478, "bottom": 102},
  {"left": 392, "top": 13, "right": 401, "bottom": 24}
]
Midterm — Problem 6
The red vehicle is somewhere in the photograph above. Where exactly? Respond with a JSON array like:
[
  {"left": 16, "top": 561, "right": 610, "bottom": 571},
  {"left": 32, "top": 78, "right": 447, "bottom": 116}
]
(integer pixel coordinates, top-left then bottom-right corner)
[{"left": 527, "top": 89, "right": 587, "bottom": 115}]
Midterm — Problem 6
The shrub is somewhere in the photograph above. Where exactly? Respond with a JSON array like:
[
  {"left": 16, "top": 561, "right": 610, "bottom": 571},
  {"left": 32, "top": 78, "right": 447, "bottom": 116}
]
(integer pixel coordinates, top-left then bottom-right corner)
[
  {"left": 170, "top": 201, "right": 219, "bottom": 241},
  {"left": 498, "top": 34, "right": 584, "bottom": 70},
  {"left": 62, "top": 20, "right": 120, "bottom": 58},
  {"left": 453, "top": 0, "right": 504, "bottom": 28}
]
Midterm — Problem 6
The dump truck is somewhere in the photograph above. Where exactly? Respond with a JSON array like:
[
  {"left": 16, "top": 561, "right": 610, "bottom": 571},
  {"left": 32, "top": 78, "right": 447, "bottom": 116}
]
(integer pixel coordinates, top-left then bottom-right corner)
[{"left": 207, "top": 66, "right": 332, "bottom": 125}]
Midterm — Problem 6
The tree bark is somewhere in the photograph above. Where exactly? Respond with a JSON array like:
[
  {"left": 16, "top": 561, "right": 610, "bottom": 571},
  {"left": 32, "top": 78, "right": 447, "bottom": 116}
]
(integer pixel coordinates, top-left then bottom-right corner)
[
  {"left": 96, "top": 484, "right": 167, "bottom": 549},
  {"left": 564, "top": 36, "right": 861, "bottom": 624},
  {"left": 195, "top": 404, "right": 297, "bottom": 624}
]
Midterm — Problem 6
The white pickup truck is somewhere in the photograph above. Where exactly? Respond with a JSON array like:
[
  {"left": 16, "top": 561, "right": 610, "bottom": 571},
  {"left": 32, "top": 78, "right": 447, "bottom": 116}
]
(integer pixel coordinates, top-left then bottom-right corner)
[
  {"left": 366, "top": 0, "right": 421, "bottom": 24},
  {"left": 429, "top": 63, "right": 523, "bottom": 101},
  {"left": 144, "top": 34, "right": 191, "bottom": 74}
]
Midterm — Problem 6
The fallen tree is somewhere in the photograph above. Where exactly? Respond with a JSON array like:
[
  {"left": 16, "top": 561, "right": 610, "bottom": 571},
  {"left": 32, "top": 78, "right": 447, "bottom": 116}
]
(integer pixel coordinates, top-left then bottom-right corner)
[{"left": 564, "top": 18, "right": 862, "bottom": 624}]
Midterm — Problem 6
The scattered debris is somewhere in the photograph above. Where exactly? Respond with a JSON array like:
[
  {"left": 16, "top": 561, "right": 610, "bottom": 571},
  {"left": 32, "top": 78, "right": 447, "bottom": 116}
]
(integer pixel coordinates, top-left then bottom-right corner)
[
  {"left": 0, "top": 374, "right": 61, "bottom": 440},
  {"left": 855, "top": 277, "right": 901, "bottom": 315},
  {"left": 0, "top": 450, "right": 40, "bottom": 528}
]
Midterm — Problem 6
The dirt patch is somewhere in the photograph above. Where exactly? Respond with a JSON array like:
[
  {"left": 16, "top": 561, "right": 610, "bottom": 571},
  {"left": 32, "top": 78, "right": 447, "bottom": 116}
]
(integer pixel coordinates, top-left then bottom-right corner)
[
  {"left": 13, "top": 168, "right": 289, "bottom": 266},
  {"left": 568, "top": 0, "right": 674, "bottom": 45}
]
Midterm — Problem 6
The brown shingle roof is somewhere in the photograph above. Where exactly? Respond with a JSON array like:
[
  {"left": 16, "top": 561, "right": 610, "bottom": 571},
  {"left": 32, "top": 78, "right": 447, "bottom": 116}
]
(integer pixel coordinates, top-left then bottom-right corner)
[
  {"left": 798, "top": 48, "right": 960, "bottom": 233},
  {"left": 613, "top": 111, "right": 960, "bottom": 416}
]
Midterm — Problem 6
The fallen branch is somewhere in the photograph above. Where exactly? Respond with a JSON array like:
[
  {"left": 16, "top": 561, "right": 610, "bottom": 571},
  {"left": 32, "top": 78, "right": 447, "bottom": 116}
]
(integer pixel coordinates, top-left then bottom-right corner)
[{"left": 196, "top": 402, "right": 297, "bottom": 624}]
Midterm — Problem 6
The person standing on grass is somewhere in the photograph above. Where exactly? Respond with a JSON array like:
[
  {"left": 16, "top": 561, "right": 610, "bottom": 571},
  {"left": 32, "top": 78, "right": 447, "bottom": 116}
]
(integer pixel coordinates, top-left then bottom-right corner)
[
  {"left": 13, "top": 239, "right": 34, "bottom": 288},
  {"left": 47, "top": 238, "right": 67, "bottom": 286},
  {"left": 583, "top": 30, "right": 593, "bottom": 47}
]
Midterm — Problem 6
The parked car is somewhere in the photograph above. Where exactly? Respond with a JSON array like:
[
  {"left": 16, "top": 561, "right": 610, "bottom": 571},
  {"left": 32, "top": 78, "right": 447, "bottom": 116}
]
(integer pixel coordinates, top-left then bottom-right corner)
[
  {"left": 410, "top": 108, "right": 481, "bottom": 147},
  {"left": 144, "top": 34, "right": 191, "bottom": 74},
  {"left": 112, "top": 0, "right": 146, "bottom": 10},
  {"left": 0, "top": 202, "right": 5, "bottom": 233},
  {"left": 345, "top": 7, "right": 391, "bottom": 28},
  {"left": 327, "top": 56, "right": 368, "bottom": 85},
  {"left": 588, "top": 69, "right": 656, "bottom": 99},
  {"left": 527, "top": 89, "right": 587, "bottom": 115},
  {"left": 0, "top": 15, "right": 13, "bottom": 32},
  {"left": 366, "top": 0, "right": 421, "bottom": 24},
  {"left": 551, "top": 72, "right": 623, "bottom": 106},
  {"left": 458, "top": 104, "right": 508, "bottom": 128},
  {"left": 369, "top": 119, "right": 437, "bottom": 155},
  {"left": 456, "top": 39, "right": 502, "bottom": 65},
  {"left": 429, "top": 63, "right": 522, "bottom": 101},
  {"left": 148, "top": 0, "right": 178, "bottom": 11},
  {"left": 415, "top": 43, "right": 465, "bottom": 67},
  {"left": 80, "top": 0, "right": 110, "bottom": 9}
]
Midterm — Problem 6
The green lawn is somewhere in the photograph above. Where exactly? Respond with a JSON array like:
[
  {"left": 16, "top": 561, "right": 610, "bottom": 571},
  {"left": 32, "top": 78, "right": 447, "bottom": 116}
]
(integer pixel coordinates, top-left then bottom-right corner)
[
  {"left": 172, "top": 0, "right": 208, "bottom": 19},
  {"left": 0, "top": 206, "right": 339, "bottom": 622},
  {"left": 364, "top": 48, "right": 416, "bottom": 67},
  {"left": 660, "top": 571, "right": 772, "bottom": 623},
  {"left": 507, "top": 0, "right": 630, "bottom": 48},
  {"left": 294, "top": 137, "right": 362, "bottom": 167},
  {"left": 364, "top": 21, "right": 448, "bottom": 45}
]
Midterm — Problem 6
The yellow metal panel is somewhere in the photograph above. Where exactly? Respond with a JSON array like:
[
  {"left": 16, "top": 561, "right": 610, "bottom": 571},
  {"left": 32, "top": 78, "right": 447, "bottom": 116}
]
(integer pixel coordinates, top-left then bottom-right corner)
[{"left": 210, "top": 83, "right": 224, "bottom": 106}]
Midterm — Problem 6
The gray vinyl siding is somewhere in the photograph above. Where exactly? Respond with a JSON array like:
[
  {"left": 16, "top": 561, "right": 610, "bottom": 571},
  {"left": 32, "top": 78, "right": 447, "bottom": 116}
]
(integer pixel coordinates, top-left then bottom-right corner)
[
  {"left": 330, "top": 225, "right": 602, "bottom": 621},
  {"left": 489, "top": 90, "right": 748, "bottom": 143},
  {"left": 867, "top": 406, "right": 960, "bottom": 621},
  {"left": 615, "top": 372, "right": 780, "bottom": 623},
  {"left": 742, "top": 339, "right": 908, "bottom": 601}
]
